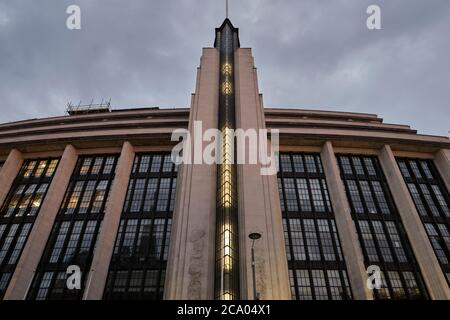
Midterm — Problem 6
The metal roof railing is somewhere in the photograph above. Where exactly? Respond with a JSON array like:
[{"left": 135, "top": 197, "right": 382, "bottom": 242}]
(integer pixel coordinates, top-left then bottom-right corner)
[{"left": 66, "top": 98, "right": 111, "bottom": 115}]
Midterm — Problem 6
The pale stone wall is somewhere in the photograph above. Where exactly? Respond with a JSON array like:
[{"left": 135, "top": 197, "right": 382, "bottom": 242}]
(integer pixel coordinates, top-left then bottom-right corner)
[
  {"left": 434, "top": 149, "right": 450, "bottom": 193},
  {"left": 234, "top": 48, "right": 290, "bottom": 300},
  {"left": 320, "top": 141, "right": 373, "bottom": 300},
  {"left": 0, "top": 149, "right": 23, "bottom": 207},
  {"left": 164, "top": 48, "right": 220, "bottom": 300},
  {"left": 83, "top": 142, "right": 135, "bottom": 299}
]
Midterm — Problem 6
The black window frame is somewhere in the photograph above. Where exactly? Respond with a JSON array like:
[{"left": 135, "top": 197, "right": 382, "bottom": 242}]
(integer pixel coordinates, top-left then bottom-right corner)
[
  {"left": 397, "top": 157, "right": 450, "bottom": 285},
  {"left": 278, "top": 153, "right": 353, "bottom": 300},
  {"left": 26, "top": 154, "right": 118, "bottom": 300},
  {"left": 337, "top": 154, "right": 428, "bottom": 300},
  {"left": 103, "top": 153, "right": 178, "bottom": 300},
  {"left": 0, "top": 158, "right": 60, "bottom": 298}
]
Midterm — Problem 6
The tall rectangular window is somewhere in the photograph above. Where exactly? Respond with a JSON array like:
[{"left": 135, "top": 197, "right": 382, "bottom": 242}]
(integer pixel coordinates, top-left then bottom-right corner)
[
  {"left": 397, "top": 158, "right": 450, "bottom": 285},
  {"left": 103, "top": 153, "right": 177, "bottom": 300},
  {"left": 278, "top": 153, "right": 352, "bottom": 300},
  {"left": 337, "top": 155, "right": 427, "bottom": 299},
  {"left": 0, "top": 158, "right": 59, "bottom": 298},
  {"left": 27, "top": 155, "right": 118, "bottom": 300}
]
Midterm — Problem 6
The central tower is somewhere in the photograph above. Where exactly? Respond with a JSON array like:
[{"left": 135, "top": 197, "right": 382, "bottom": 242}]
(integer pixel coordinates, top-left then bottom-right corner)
[
  {"left": 214, "top": 19, "right": 240, "bottom": 300},
  {"left": 165, "top": 16, "right": 290, "bottom": 301}
]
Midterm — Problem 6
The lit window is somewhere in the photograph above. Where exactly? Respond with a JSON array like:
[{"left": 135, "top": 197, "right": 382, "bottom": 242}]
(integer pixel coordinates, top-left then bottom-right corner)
[
  {"left": 0, "top": 158, "right": 59, "bottom": 299},
  {"left": 222, "top": 81, "right": 232, "bottom": 95},
  {"left": 27, "top": 155, "right": 118, "bottom": 300},
  {"left": 222, "top": 63, "right": 232, "bottom": 75}
]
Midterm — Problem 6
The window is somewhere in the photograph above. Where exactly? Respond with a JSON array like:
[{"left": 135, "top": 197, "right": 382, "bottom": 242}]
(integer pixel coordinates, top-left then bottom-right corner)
[
  {"left": 279, "top": 153, "right": 352, "bottom": 300},
  {"left": 27, "top": 155, "right": 118, "bottom": 300},
  {"left": 288, "top": 268, "right": 350, "bottom": 301},
  {"left": 337, "top": 155, "right": 427, "bottom": 299},
  {"left": 104, "top": 154, "right": 177, "bottom": 300},
  {"left": 397, "top": 158, "right": 450, "bottom": 285},
  {"left": 0, "top": 158, "right": 59, "bottom": 298}
]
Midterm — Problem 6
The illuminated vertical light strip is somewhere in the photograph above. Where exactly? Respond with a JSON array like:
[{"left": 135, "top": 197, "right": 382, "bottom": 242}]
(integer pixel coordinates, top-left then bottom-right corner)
[{"left": 214, "top": 20, "right": 240, "bottom": 300}]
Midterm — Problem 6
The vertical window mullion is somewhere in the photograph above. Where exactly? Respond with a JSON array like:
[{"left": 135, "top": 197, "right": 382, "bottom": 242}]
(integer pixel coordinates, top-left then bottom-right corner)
[
  {"left": 28, "top": 155, "right": 118, "bottom": 300},
  {"left": 279, "top": 167, "right": 299, "bottom": 298},
  {"left": 278, "top": 153, "right": 352, "bottom": 300},
  {"left": 398, "top": 158, "right": 450, "bottom": 284},
  {"left": 338, "top": 155, "right": 427, "bottom": 299},
  {"left": 0, "top": 158, "right": 60, "bottom": 299},
  {"left": 104, "top": 153, "right": 176, "bottom": 300}
]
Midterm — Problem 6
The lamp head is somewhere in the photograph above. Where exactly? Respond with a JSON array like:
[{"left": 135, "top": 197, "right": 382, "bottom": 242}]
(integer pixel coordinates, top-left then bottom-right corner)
[{"left": 248, "top": 232, "right": 262, "bottom": 240}]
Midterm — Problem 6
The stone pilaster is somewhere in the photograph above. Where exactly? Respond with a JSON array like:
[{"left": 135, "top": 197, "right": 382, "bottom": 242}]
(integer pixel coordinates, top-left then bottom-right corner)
[
  {"left": 234, "top": 48, "right": 291, "bottom": 300},
  {"left": 378, "top": 145, "right": 450, "bottom": 299},
  {"left": 320, "top": 141, "right": 373, "bottom": 300},
  {"left": 0, "top": 149, "right": 23, "bottom": 207},
  {"left": 4, "top": 145, "right": 77, "bottom": 300},
  {"left": 164, "top": 48, "right": 219, "bottom": 300},
  {"left": 434, "top": 149, "right": 450, "bottom": 193},
  {"left": 83, "top": 141, "right": 135, "bottom": 300}
]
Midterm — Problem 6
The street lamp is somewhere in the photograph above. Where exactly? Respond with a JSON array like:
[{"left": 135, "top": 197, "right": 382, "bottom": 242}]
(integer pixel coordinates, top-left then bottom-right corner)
[{"left": 248, "top": 232, "right": 262, "bottom": 300}]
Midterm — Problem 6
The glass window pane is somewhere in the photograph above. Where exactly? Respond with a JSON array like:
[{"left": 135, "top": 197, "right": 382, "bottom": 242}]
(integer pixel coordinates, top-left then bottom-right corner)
[
  {"left": 0, "top": 158, "right": 59, "bottom": 298},
  {"left": 27, "top": 155, "right": 117, "bottom": 300},
  {"left": 104, "top": 153, "right": 176, "bottom": 300},
  {"left": 279, "top": 153, "right": 351, "bottom": 300},
  {"left": 338, "top": 155, "right": 427, "bottom": 299}
]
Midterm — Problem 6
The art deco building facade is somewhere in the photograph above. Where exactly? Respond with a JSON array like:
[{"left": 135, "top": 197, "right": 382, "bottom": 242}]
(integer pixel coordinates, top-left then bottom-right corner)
[{"left": 0, "top": 19, "right": 450, "bottom": 300}]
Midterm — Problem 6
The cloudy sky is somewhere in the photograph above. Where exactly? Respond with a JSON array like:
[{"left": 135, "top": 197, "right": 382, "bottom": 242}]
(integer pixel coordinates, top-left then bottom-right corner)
[{"left": 0, "top": 0, "right": 449, "bottom": 136}]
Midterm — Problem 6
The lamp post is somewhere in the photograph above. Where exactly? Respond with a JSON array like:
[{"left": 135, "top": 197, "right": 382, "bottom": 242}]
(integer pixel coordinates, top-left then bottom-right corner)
[{"left": 248, "top": 232, "right": 262, "bottom": 300}]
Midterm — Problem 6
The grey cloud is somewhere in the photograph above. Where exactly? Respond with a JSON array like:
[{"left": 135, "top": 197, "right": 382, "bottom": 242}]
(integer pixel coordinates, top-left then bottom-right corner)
[{"left": 0, "top": 0, "right": 449, "bottom": 136}]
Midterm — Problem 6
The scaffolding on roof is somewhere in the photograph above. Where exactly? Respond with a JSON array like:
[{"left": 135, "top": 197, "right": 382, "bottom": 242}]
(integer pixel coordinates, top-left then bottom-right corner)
[{"left": 66, "top": 98, "right": 111, "bottom": 115}]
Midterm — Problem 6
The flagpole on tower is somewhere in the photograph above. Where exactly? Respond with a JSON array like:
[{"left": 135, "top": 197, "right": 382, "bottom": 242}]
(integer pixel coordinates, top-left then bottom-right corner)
[{"left": 226, "top": 0, "right": 229, "bottom": 19}]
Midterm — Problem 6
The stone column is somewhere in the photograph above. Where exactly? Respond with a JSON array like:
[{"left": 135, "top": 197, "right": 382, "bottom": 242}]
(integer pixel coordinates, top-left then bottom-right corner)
[
  {"left": 434, "top": 149, "right": 450, "bottom": 193},
  {"left": 0, "top": 149, "right": 23, "bottom": 207},
  {"left": 4, "top": 144, "right": 77, "bottom": 300},
  {"left": 83, "top": 141, "right": 135, "bottom": 300},
  {"left": 378, "top": 145, "right": 450, "bottom": 299},
  {"left": 320, "top": 141, "right": 373, "bottom": 300},
  {"left": 164, "top": 48, "right": 219, "bottom": 300},
  {"left": 234, "top": 48, "right": 290, "bottom": 300}
]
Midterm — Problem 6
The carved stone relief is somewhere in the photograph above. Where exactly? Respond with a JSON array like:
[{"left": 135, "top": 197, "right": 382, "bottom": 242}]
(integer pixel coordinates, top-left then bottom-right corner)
[{"left": 187, "top": 229, "right": 206, "bottom": 300}]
